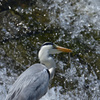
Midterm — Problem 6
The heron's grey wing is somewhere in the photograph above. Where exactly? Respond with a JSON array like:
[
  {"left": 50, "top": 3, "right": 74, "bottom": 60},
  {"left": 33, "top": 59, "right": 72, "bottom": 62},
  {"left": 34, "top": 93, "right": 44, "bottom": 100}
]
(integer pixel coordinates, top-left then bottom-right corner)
[{"left": 6, "top": 64, "right": 50, "bottom": 100}]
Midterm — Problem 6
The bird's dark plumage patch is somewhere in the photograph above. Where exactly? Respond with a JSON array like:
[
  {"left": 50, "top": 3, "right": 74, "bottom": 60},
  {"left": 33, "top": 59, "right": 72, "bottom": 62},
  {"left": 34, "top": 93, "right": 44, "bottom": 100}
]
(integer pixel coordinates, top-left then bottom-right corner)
[{"left": 42, "top": 42, "right": 53, "bottom": 46}]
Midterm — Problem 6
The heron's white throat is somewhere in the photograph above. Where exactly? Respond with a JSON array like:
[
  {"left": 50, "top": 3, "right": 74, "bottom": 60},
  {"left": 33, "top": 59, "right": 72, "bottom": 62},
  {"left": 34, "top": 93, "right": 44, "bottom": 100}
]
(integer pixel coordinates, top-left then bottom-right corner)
[
  {"left": 38, "top": 45, "right": 58, "bottom": 79},
  {"left": 38, "top": 45, "right": 56, "bottom": 69}
]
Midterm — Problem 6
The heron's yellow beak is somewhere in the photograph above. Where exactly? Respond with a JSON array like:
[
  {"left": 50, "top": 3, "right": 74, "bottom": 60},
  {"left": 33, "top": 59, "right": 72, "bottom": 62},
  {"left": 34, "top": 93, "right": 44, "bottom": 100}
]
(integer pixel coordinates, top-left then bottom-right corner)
[{"left": 56, "top": 46, "right": 72, "bottom": 53}]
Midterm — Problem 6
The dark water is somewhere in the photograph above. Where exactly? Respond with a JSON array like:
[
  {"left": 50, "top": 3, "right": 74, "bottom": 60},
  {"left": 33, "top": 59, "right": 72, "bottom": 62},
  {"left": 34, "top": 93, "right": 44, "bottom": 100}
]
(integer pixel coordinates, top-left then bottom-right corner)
[{"left": 0, "top": 0, "right": 100, "bottom": 100}]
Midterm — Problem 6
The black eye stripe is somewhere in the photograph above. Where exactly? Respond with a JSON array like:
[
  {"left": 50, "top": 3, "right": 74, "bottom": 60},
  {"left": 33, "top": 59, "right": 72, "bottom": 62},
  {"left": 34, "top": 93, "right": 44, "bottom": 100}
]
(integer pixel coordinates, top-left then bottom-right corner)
[{"left": 42, "top": 42, "right": 53, "bottom": 46}]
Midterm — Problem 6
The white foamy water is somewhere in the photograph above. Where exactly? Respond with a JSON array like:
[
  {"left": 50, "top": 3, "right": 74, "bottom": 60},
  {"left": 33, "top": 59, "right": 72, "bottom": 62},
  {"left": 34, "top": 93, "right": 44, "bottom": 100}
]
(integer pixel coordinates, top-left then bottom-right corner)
[
  {"left": 40, "top": 86, "right": 64, "bottom": 100},
  {"left": 48, "top": 0, "right": 100, "bottom": 32},
  {"left": 1, "top": 64, "right": 100, "bottom": 100},
  {"left": 0, "top": 0, "right": 100, "bottom": 100},
  {"left": 0, "top": 68, "right": 17, "bottom": 100}
]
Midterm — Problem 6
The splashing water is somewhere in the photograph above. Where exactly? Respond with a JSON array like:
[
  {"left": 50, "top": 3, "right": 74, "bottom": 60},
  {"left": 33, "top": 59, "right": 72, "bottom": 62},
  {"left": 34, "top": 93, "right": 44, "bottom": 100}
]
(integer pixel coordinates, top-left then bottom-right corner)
[
  {"left": 47, "top": 0, "right": 100, "bottom": 32},
  {"left": 0, "top": 0, "right": 100, "bottom": 100}
]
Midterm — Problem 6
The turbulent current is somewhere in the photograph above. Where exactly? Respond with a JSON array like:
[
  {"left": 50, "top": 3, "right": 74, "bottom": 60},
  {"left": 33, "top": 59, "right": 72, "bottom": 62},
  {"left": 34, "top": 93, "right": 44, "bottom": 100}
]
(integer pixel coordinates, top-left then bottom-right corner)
[{"left": 0, "top": 0, "right": 100, "bottom": 100}]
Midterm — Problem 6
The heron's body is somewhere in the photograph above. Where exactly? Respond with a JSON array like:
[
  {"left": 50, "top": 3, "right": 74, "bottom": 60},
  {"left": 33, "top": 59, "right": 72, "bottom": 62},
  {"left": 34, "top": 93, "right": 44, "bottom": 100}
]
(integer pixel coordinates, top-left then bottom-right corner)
[
  {"left": 6, "top": 42, "right": 72, "bottom": 100},
  {"left": 6, "top": 64, "right": 49, "bottom": 100}
]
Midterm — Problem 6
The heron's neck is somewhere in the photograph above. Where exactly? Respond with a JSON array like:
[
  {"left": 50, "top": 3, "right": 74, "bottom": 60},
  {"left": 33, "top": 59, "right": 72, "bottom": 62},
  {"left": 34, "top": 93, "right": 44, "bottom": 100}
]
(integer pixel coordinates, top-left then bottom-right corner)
[
  {"left": 38, "top": 51, "right": 56, "bottom": 79},
  {"left": 42, "top": 56, "right": 56, "bottom": 79},
  {"left": 43, "top": 56, "right": 56, "bottom": 68}
]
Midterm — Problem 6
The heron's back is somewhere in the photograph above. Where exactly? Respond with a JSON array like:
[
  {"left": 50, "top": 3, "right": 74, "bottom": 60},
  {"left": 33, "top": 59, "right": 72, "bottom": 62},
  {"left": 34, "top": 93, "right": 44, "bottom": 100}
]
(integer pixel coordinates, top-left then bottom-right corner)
[{"left": 6, "top": 63, "right": 50, "bottom": 100}]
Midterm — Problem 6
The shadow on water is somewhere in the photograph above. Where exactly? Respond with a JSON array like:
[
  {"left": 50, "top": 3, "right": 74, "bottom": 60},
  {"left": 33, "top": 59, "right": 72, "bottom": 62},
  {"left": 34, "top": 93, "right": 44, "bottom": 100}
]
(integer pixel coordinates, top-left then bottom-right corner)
[{"left": 0, "top": 0, "right": 100, "bottom": 100}]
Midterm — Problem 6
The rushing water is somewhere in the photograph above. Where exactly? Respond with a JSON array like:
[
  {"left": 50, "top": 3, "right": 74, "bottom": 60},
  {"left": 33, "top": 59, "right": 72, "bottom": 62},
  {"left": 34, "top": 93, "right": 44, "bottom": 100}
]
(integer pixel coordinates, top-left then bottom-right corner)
[{"left": 0, "top": 0, "right": 100, "bottom": 100}]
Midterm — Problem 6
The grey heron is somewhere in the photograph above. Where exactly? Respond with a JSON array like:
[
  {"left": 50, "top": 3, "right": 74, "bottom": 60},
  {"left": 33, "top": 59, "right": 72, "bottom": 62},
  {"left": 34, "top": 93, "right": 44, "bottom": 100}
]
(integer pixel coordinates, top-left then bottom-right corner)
[{"left": 6, "top": 42, "right": 72, "bottom": 100}]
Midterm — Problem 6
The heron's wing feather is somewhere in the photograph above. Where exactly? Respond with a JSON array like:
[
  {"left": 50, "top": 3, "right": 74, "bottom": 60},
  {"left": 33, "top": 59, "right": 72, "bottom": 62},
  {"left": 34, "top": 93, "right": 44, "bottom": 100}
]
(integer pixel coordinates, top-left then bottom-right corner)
[
  {"left": 6, "top": 64, "right": 50, "bottom": 100},
  {"left": 19, "top": 69, "right": 49, "bottom": 100}
]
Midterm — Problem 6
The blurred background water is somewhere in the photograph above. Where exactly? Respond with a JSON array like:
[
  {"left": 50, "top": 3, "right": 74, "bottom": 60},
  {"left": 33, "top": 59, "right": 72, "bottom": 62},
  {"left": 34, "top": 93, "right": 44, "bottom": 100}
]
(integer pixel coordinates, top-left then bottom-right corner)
[{"left": 0, "top": 0, "right": 100, "bottom": 100}]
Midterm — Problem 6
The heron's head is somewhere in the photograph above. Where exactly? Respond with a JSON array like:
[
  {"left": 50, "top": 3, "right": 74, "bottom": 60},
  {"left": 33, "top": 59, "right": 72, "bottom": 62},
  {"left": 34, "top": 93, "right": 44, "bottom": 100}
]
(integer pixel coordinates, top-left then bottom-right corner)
[
  {"left": 38, "top": 42, "right": 72, "bottom": 60},
  {"left": 38, "top": 42, "right": 72, "bottom": 78}
]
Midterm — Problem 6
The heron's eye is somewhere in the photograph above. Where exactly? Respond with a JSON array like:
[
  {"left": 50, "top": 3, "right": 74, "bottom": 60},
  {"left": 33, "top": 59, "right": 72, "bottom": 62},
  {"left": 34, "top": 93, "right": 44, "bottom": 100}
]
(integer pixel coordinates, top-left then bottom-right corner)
[{"left": 53, "top": 44, "right": 56, "bottom": 49}]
